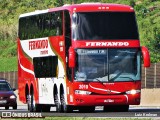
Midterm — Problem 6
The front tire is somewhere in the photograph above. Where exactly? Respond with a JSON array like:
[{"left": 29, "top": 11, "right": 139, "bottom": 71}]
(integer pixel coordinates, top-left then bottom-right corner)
[
  {"left": 121, "top": 105, "right": 129, "bottom": 112},
  {"left": 104, "top": 105, "right": 115, "bottom": 112},
  {"left": 104, "top": 105, "right": 129, "bottom": 112},
  {"left": 41, "top": 105, "right": 50, "bottom": 112},
  {"left": 78, "top": 106, "right": 95, "bottom": 113}
]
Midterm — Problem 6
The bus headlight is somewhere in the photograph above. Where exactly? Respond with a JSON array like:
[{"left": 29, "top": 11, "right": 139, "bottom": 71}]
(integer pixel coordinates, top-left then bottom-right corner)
[
  {"left": 75, "top": 90, "right": 91, "bottom": 95},
  {"left": 126, "top": 90, "right": 140, "bottom": 95}
]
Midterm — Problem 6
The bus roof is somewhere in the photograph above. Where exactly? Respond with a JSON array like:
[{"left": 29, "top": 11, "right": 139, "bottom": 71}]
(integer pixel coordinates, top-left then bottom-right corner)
[
  {"left": 19, "top": 3, "right": 134, "bottom": 18},
  {"left": 49, "top": 3, "right": 134, "bottom": 13},
  {"left": 19, "top": 9, "right": 49, "bottom": 18}
]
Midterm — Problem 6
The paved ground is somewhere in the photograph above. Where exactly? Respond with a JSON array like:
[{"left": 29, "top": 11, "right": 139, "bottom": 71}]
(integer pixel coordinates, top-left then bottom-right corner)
[
  {"left": 14, "top": 90, "right": 24, "bottom": 105},
  {"left": 140, "top": 89, "right": 160, "bottom": 106},
  {"left": 0, "top": 106, "right": 160, "bottom": 118},
  {"left": 2, "top": 89, "right": 160, "bottom": 118}
]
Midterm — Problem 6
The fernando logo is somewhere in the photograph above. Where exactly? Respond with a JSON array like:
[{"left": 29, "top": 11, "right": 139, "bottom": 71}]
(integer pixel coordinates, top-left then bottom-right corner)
[{"left": 86, "top": 42, "right": 129, "bottom": 47}]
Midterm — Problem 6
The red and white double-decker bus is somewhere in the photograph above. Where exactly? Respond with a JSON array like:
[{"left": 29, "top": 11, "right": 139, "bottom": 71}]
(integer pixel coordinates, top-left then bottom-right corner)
[{"left": 18, "top": 3, "right": 150, "bottom": 112}]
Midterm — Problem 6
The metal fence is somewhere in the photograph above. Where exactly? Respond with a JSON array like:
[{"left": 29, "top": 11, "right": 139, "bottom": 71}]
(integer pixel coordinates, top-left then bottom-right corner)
[
  {"left": 142, "top": 62, "right": 160, "bottom": 88},
  {"left": 0, "top": 71, "right": 18, "bottom": 89},
  {"left": 1, "top": 63, "right": 160, "bottom": 89}
]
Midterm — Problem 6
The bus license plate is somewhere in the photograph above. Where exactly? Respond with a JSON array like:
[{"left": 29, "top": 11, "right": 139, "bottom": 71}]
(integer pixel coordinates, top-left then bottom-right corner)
[{"left": 104, "top": 99, "right": 114, "bottom": 103}]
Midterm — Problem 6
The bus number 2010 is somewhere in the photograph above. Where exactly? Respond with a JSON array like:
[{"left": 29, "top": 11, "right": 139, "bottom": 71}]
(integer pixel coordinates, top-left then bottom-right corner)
[{"left": 79, "top": 84, "right": 88, "bottom": 89}]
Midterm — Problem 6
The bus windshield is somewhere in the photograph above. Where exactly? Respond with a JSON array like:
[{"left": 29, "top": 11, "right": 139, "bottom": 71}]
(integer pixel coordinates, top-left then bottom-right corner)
[
  {"left": 72, "top": 12, "right": 139, "bottom": 40},
  {"left": 74, "top": 49, "right": 141, "bottom": 82}
]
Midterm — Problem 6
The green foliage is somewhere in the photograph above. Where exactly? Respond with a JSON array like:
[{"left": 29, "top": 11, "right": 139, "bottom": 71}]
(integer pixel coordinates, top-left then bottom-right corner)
[
  {"left": 0, "top": 0, "right": 160, "bottom": 68},
  {"left": 0, "top": 57, "right": 17, "bottom": 71},
  {"left": 134, "top": 0, "right": 160, "bottom": 63},
  {"left": 0, "top": 40, "right": 17, "bottom": 57},
  {"left": 0, "top": 35, "right": 17, "bottom": 72}
]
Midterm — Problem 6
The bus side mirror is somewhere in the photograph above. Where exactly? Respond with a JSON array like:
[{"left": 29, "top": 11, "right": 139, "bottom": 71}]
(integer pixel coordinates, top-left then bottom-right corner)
[
  {"left": 141, "top": 46, "right": 150, "bottom": 67},
  {"left": 69, "top": 47, "right": 75, "bottom": 68}
]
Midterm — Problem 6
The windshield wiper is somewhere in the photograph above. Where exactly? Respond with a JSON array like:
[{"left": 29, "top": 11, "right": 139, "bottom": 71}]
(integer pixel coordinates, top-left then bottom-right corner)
[
  {"left": 118, "top": 76, "right": 135, "bottom": 82},
  {"left": 94, "top": 78, "right": 103, "bottom": 83},
  {"left": 110, "top": 71, "right": 122, "bottom": 81},
  {"left": 94, "top": 78, "right": 106, "bottom": 87}
]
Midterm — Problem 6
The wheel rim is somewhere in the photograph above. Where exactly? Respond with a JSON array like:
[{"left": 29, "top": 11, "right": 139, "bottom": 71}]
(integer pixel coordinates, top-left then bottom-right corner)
[
  {"left": 61, "top": 93, "right": 73, "bottom": 113},
  {"left": 27, "top": 95, "right": 31, "bottom": 111},
  {"left": 55, "top": 94, "right": 61, "bottom": 112},
  {"left": 61, "top": 94, "right": 67, "bottom": 112},
  {"left": 31, "top": 93, "right": 36, "bottom": 111}
]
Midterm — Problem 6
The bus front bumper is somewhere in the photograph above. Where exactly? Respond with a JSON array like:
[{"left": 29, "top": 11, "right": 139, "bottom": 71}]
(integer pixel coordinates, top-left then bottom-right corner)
[{"left": 72, "top": 94, "right": 140, "bottom": 106}]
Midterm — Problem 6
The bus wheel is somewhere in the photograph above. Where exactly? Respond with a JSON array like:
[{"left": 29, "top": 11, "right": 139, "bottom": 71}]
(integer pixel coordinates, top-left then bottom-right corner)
[
  {"left": 35, "top": 104, "right": 42, "bottom": 112},
  {"left": 121, "top": 105, "right": 129, "bottom": 112},
  {"left": 54, "top": 94, "right": 61, "bottom": 112},
  {"left": 27, "top": 94, "right": 31, "bottom": 111},
  {"left": 104, "top": 105, "right": 129, "bottom": 112},
  {"left": 60, "top": 93, "right": 72, "bottom": 113},
  {"left": 79, "top": 106, "right": 95, "bottom": 113},
  {"left": 30, "top": 93, "right": 36, "bottom": 112},
  {"left": 42, "top": 105, "right": 50, "bottom": 112},
  {"left": 104, "top": 105, "right": 119, "bottom": 112}
]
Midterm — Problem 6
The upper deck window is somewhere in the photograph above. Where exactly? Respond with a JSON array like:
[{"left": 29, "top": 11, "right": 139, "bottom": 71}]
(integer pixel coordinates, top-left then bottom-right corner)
[
  {"left": 72, "top": 12, "right": 139, "bottom": 40},
  {"left": 19, "top": 11, "right": 63, "bottom": 40}
]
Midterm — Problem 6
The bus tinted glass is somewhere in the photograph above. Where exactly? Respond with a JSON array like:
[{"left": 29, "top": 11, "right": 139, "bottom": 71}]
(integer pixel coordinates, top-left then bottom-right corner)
[
  {"left": 75, "top": 48, "right": 141, "bottom": 82},
  {"left": 33, "top": 56, "right": 58, "bottom": 78},
  {"left": 19, "top": 11, "right": 63, "bottom": 40},
  {"left": 72, "top": 12, "right": 139, "bottom": 40}
]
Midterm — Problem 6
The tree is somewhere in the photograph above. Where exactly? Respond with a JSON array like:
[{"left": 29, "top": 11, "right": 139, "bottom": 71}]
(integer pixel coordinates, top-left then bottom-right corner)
[{"left": 54, "top": 0, "right": 64, "bottom": 7}]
